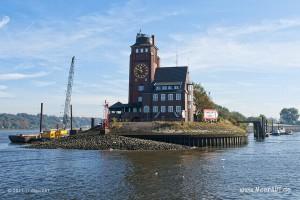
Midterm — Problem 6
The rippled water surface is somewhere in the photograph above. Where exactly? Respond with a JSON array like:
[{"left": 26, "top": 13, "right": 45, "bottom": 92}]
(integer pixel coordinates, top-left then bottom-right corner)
[{"left": 0, "top": 130, "right": 299, "bottom": 199}]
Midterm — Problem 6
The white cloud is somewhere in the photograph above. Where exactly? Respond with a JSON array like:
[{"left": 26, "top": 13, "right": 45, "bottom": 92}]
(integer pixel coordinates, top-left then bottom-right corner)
[
  {"left": 0, "top": 85, "right": 7, "bottom": 90},
  {"left": 0, "top": 16, "right": 10, "bottom": 29},
  {"left": 0, "top": 84, "right": 13, "bottom": 98},
  {"left": 0, "top": 72, "right": 47, "bottom": 80},
  {"left": 32, "top": 80, "right": 56, "bottom": 87},
  {"left": 164, "top": 18, "right": 300, "bottom": 71},
  {"left": 210, "top": 18, "right": 300, "bottom": 37}
]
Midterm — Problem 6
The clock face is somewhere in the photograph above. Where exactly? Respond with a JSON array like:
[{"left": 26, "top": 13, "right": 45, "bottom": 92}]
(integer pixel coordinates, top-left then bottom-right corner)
[{"left": 134, "top": 63, "right": 149, "bottom": 79}]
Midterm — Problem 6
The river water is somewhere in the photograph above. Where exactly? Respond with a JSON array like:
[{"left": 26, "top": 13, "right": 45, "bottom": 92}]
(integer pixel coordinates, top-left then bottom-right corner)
[{"left": 0, "top": 130, "right": 299, "bottom": 200}]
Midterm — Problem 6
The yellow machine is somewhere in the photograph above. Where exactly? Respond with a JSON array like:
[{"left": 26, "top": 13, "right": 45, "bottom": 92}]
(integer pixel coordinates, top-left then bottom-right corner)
[{"left": 41, "top": 129, "right": 69, "bottom": 139}]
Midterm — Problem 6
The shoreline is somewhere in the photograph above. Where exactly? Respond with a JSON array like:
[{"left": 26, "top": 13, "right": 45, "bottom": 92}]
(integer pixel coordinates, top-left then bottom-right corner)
[
  {"left": 26, "top": 122, "right": 248, "bottom": 151},
  {"left": 27, "top": 131, "right": 190, "bottom": 151}
]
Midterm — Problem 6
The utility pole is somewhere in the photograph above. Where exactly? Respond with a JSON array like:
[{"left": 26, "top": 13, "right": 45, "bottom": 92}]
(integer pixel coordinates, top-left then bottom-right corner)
[
  {"left": 70, "top": 104, "right": 73, "bottom": 131},
  {"left": 40, "top": 103, "right": 43, "bottom": 133}
]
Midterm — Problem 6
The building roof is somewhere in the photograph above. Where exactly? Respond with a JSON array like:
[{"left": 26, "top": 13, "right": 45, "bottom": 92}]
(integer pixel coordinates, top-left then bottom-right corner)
[
  {"left": 109, "top": 102, "right": 127, "bottom": 109},
  {"left": 154, "top": 66, "right": 188, "bottom": 83}
]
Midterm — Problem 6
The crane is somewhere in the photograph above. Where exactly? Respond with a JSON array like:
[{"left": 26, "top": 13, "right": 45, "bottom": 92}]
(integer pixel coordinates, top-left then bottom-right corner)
[{"left": 62, "top": 56, "right": 75, "bottom": 129}]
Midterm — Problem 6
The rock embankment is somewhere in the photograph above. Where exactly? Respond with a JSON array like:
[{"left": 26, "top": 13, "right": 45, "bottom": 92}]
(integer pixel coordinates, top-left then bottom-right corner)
[{"left": 27, "top": 131, "right": 189, "bottom": 151}]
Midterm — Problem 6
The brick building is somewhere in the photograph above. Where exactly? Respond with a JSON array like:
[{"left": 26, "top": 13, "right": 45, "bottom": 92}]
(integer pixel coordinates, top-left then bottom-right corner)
[{"left": 109, "top": 32, "right": 194, "bottom": 122}]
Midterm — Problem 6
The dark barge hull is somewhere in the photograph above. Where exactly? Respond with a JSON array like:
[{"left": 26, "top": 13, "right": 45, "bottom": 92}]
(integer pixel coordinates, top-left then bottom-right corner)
[{"left": 9, "top": 135, "right": 39, "bottom": 143}]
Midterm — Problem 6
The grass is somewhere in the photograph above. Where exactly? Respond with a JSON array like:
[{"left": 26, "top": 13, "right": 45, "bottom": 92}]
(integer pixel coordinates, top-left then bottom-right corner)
[{"left": 110, "top": 120, "right": 247, "bottom": 136}]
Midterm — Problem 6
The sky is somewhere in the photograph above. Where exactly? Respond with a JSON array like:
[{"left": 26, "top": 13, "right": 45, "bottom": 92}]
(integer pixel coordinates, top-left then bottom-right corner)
[{"left": 1, "top": 0, "right": 300, "bottom": 118}]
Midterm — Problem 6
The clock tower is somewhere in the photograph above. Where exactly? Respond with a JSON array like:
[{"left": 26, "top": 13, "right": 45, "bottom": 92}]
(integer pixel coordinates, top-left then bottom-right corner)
[{"left": 128, "top": 33, "right": 160, "bottom": 104}]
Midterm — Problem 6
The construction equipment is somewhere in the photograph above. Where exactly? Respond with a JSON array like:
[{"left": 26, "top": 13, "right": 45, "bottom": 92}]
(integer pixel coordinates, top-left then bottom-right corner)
[
  {"left": 41, "top": 129, "right": 68, "bottom": 139},
  {"left": 62, "top": 56, "right": 75, "bottom": 129}
]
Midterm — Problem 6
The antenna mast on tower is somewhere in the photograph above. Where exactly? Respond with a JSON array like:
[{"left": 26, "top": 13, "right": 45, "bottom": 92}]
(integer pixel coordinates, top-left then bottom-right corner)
[
  {"left": 176, "top": 46, "right": 179, "bottom": 67},
  {"left": 63, "top": 56, "right": 75, "bottom": 129}
]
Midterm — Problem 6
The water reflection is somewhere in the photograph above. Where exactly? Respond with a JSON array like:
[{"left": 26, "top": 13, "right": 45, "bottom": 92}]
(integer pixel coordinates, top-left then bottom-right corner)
[{"left": 0, "top": 131, "right": 299, "bottom": 199}]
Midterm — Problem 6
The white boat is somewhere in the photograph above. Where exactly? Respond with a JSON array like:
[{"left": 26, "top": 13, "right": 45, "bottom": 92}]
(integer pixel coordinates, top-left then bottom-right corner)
[
  {"left": 271, "top": 129, "right": 281, "bottom": 136},
  {"left": 278, "top": 127, "right": 286, "bottom": 134},
  {"left": 283, "top": 130, "right": 293, "bottom": 135}
]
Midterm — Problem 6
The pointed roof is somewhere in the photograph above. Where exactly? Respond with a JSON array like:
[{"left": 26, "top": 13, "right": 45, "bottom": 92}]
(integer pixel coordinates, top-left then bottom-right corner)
[{"left": 109, "top": 102, "right": 126, "bottom": 109}]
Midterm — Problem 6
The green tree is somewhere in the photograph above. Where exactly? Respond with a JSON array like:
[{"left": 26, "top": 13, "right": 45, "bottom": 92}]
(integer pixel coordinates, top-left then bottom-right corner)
[
  {"left": 193, "top": 83, "right": 246, "bottom": 124},
  {"left": 280, "top": 108, "right": 299, "bottom": 124},
  {"left": 193, "top": 83, "right": 215, "bottom": 120}
]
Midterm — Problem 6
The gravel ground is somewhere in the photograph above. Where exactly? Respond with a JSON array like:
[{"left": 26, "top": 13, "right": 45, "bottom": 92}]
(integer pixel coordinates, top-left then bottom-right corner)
[{"left": 27, "top": 131, "right": 190, "bottom": 151}]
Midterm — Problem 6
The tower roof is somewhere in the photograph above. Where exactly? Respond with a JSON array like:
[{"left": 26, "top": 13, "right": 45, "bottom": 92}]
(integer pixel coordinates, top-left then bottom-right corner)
[{"left": 133, "top": 32, "right": 152, "bottom": 45}]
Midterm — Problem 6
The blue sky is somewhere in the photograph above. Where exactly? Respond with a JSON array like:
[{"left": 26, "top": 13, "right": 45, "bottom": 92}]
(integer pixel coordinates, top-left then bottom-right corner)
[{"left": 1, "top": 0, "right": 300, "bottom": 118}]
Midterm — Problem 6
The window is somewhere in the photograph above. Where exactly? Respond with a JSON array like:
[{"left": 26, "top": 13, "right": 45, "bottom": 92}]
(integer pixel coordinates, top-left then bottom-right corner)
[
  {"left": 162, "top": 86, "right": 168, "bottom": 90},
  {"left": 188, "top": 104, "right": 192, "bottom": 109},
  {"left": 153, "top": 106, "right": 158, "bottom": 113},
  {"left": 168, "top": 106, "right": 173, "bottom": 113},
  {"left": 188, "top": 94, "right": 192, "bottom": 101},
  {"left": 174, "top": 85, "right": 180, "bottom": 89},
  {"left": 188, "top": 85, "right": 193, "bottom": 91},
  {"left": 141, "top": 48, "right": 144, "bottom": 53},
  {"left": 138, "top": 96, "right": 143, "bottom": 102},
  {"left": 176, "top": 106, "right": 182, "bottom": 113},
  {"left": 138, "top": 85, "right": 144, "bottom": 91},
  {"left": 144, "top": 106, "right": 149, "bottom": 113},
  {"left": 168, "top": 86, "right": 173, "bottom": 90},
  {"left": 161, "top": 106, "right": 166, "bottom": 113},
  {"left": 145, "top": 48, "right": 148, "bottom": 52},
  {"left": 176, "top": 93, "right": 181, "bottom": 100},
  {"left": 153, "top": 94, "right": 158, "bottom": 101},
  {"left": 161, "top": 94, "right": 166, "bottom": 101},
  {"left": 133, "top": 108, "right": 137, "bottom": 112},
  {"left": 135, "top": 48, "right": 139, "bottom": 53},
  {"left": 156, "top": 86, "right": 161, "bottom": 91},
  {"left": 168, "top": 94, "right": 173, "bottom": 101}
]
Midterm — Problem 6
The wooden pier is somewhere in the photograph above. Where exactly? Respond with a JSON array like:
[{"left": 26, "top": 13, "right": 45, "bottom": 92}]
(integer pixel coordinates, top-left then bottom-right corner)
[{"left": 239, "top": 116, "right": 268, "bottom": 140}]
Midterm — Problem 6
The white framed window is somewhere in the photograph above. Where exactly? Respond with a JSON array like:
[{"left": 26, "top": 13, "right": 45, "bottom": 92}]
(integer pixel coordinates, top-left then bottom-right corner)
[
  {"left": 145, "top": 48, "right": 148, "bottom": 53},
  {"left": 138, "top": 96, "right": 143, "bottom": 102},
  {"left": 176, "top": 93, "right": 181, "bottom": 100},
  {"left": 153, "top": 106, "right": 158, "bottom": 113},
  {"left": 133, "top": 108, "right": 137, "bottom": 112},
  {"left": 156, "top": 86, "right": 161, "bottom": 91},
  {"left": 168, "top": 94, "right": 173, "bottom": 101},
  {"left": 138, "top": 85, "right": 144, "bottom": 91},
  {"left": 162, "top": 86, "right": 168, "bottom": 90},
  {"left": 188, "top": 104, "right": 192, "bottom": 109},
  {"left": 153, "top": 94, "right": 158, "bottom": 101},
  {"left": 174, "top": 85, "right": 180, "bottom": 89},
  {"left": 161, "top": 106, "right": 166, "bottom": 113},
  {"left": 168, "top": 86, "right": 173, "bottom": 90},
  {"left": 176, "top": 106, "right": 182, "bottom": 113},
  {"left": 143, "top": 106, "right": 149, "bottom": 113},
  {"left": 161, "top": 94, "right": 166, "bottom": 101},
  {"left": 188, "top": 94, "right": 192, "bottom": 101},
  {"left": 141, "top": 48, "right": 144, "bottom": 53},
  {"left": 168, "top": 106, "right": 173, "bottom": 113},
  {"left": 188, "top": 85, "right": 193, "bottom": 91},
  {"left": 135, "top": 48, "right": 139, "bottom": 53}
]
